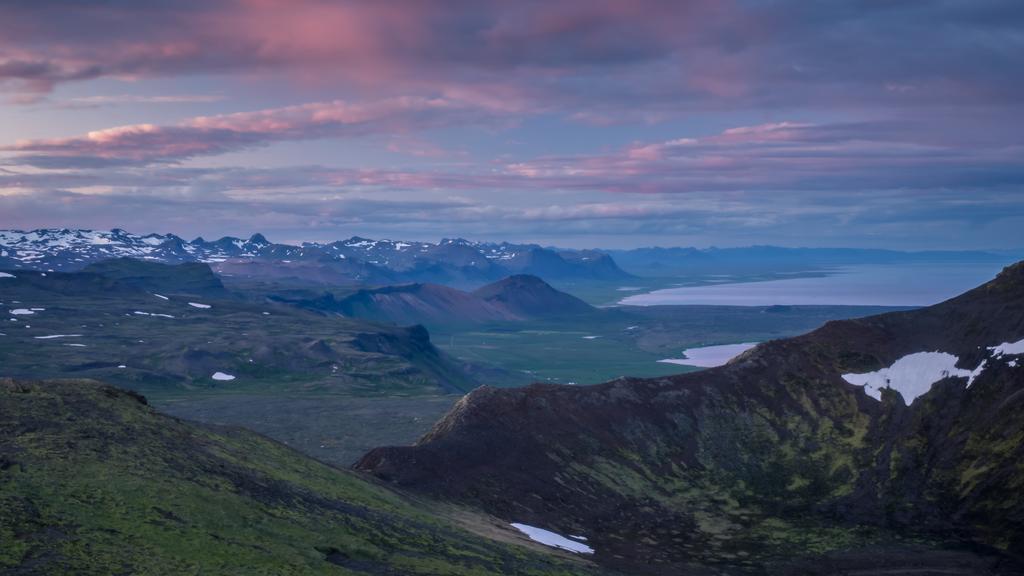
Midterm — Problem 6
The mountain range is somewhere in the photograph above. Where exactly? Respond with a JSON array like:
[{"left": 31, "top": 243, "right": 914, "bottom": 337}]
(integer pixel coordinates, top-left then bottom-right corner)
[
  {"left": 358, "top": 262, "right": 1024, "bottom": 574},
  {"left": 0, "top": 228, "right": 630, "bottom": 285},
  {"left": 5, "top": 229, "right": 1015, "bottom": 290}
]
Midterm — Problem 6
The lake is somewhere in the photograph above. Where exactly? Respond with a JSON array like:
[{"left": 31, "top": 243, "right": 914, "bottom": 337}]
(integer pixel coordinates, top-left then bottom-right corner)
[{"left": 620, "top": 263, "right": 1011, "bottom": 307}]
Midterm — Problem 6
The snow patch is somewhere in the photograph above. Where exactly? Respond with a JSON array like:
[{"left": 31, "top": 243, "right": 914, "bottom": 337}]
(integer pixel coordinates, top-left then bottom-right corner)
[
  {"left": 9, "top": 308, "right": 34, "bottom": 315},
  {"left": 510, "top": 523, "right": 594, "bottom": 554},
  {"left": 0, "top": 272, "right": 15, "bottom": 278},
  {"left": 990, "top": 338, "right": 1024, "bottom": 356},
  {"left": 841, "top": 351, "right": 984, "bottom": 404},
  {"left": 152, "top": 293, "right": 169, "bottom": 300},
  {"left": 211, "top": 371, "right": 235, "bottom": 381},
  {"left": 134, "top": 311, "right": 175, "bottom": 319},
  {"left": 188, "top": 302, "right": 211, "bottom": 309},
  {"left": 34, "top": 334, "right": 82, "bottom": 339},
  {"left": 660, "top": 343, "right": 758, "bottom": 368}
]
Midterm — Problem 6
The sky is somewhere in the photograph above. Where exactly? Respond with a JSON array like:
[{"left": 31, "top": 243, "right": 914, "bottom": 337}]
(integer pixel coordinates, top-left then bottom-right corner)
[{"left": 0, "top": 0, "right": 1021, "bottom": 249}]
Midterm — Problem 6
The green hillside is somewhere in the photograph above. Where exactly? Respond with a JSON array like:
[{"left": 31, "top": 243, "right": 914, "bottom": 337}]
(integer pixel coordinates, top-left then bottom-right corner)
[{"left": 0, "top": 378, "right": 602, "bottom": 575}]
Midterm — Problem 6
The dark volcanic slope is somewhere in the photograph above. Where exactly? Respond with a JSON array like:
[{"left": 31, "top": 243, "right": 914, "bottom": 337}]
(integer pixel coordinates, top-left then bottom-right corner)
[
  {"left": 358, "top": 263, "right": 1024, "bottom": 574},
  {"left": 0, "top": 378, "right": 600, "bottom": 575}
]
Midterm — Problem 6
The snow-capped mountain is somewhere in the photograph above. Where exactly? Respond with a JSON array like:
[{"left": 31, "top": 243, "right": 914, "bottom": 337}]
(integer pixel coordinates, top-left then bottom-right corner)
[{"left": 0, "top": 229, "right": 631, "bottom": 284}]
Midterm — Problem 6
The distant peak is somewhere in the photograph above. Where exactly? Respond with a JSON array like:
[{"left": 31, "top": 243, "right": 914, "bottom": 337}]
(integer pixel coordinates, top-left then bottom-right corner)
[
  {"left": 248, "top": 233, "right": 269, "bottom": 245},
  {"left": 500, "top": 274, "right": 548, "bottom": 285}
]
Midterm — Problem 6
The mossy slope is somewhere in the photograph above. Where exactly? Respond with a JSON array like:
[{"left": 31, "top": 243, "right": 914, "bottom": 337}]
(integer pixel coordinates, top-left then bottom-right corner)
[{"left": 0, "top": 378, "right": 601, "bottom": 576}]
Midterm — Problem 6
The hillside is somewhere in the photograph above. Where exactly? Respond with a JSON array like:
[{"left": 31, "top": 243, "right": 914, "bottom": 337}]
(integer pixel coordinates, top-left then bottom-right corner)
[
  {"left": 358, "top": 263, "right": 1024, "bottom": 574},
  {"left": 0, "top": 378, "right": 602, "bottom": 575},
  {"left": 0, "top": 264, "right": 474, "bottom": 397}
]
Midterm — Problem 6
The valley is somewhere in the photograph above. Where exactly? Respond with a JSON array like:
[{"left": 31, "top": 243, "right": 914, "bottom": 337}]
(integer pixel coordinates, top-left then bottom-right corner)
[
  {"left": 1, "top": 249, "right": 909, "bottom": 465},
  {"left": 2, "top": 230, "right": 1022, "bottom": 574}
]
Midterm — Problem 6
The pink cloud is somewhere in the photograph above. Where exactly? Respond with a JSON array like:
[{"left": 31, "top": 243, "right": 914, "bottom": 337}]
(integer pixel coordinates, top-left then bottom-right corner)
[
  {"left": 4, "top": 97, "right": 497, "bottom": 164},
  {"left": 490, "top": 120, "right": 1024, "bottom": 195},
  {"left": 3, "top": 0, "right": 1016, "bottom": 113},
  {"left": 11, "top": 118, "right": 1018, "bottom": 203}
]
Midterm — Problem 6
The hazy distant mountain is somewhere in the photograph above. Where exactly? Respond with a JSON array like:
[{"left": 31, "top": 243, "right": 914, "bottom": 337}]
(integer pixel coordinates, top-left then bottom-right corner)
[
  {"left": 472, "top": 274, "right": 596, "bottom": 318},
  {"left": 359, "top": 262, "right": 1024, "bottom": 574},
  {"left": 607, "top": 245, "right": 1015, "bottom": 276},
  {"left": 0, "top": 228, "right": 632, "bottom": 284},
  {"left": 482, "top": 243, "right": 627, "bottom": 280}
]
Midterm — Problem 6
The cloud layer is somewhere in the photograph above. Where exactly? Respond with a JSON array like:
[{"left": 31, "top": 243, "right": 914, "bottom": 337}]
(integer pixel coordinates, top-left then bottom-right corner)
[
  {"left": 0, "top": 0, "right": 1022, "bottom": 248},
  {"left": 5, "top": 97, "right": 495, "bottom": 165},
  {"left": 2, "top": 0, "right": 1022, "bottom": 110}
]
